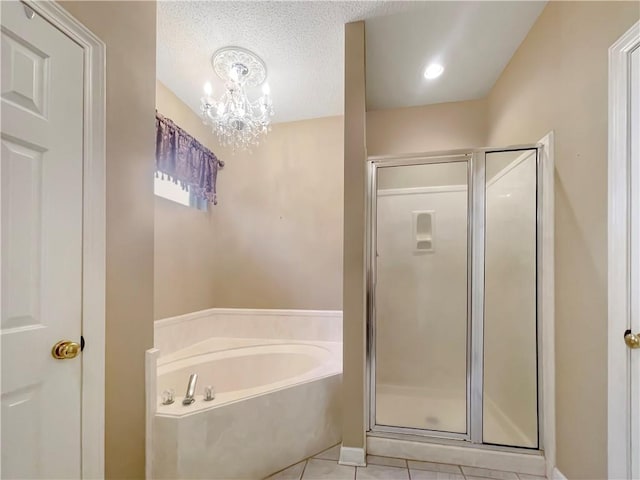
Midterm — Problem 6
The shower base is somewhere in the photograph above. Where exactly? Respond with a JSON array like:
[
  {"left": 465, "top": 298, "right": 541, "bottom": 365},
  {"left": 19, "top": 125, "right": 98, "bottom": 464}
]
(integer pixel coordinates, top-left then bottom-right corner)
[{"left": 374, "top": 383, "right": 533, "bottom": 447}]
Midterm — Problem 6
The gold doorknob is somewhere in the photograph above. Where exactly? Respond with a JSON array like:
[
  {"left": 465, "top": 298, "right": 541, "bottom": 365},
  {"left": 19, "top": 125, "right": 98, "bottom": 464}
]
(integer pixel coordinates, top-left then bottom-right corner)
[
  {"left": 624, "top": 330, "right": 640, "bottom": 349},
  {"left": 51, "top": 340, "right": 81, "bottom": 359}
]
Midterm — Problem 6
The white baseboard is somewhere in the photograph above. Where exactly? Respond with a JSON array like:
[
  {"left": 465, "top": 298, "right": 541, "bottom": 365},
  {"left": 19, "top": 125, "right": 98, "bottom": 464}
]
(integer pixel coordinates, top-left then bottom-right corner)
[
  {"left": 339, "top": 445, "right": 366, "bottom": 466},
  {"left": 553, "top": 467, "right": 567, "bottom": 480},
  {"left": 145, "top": 348, "right": 160, "bottom": 480}
]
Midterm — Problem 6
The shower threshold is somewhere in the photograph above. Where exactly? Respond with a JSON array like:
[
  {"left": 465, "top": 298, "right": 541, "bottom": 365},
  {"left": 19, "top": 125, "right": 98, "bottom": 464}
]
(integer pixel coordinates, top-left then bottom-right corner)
[{"left": 366, "top": 431, "right": 545, "bottom": 476}]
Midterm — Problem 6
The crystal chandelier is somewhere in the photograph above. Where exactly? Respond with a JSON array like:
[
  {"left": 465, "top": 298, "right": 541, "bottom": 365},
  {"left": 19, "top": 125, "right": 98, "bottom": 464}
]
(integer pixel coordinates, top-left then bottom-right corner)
[{"left": 200, "top": 47, "right": 274, "bottom": 151}]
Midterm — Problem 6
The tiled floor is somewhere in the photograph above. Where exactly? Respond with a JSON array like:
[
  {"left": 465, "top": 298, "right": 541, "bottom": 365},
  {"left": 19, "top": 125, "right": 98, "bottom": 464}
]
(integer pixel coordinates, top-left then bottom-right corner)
[{"left": 265, "top": 444, "right": 545, "bottom": 480}]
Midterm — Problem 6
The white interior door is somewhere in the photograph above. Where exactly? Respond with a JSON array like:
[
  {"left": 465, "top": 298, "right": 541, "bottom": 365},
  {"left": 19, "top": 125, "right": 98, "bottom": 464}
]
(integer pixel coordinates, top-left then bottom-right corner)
[
  {"left": 609, "top": 21, "right": 640, "bottom": 480},
  {"left": 630, "top": 43, "right": 640, "bottom": 480},
  {"left": 1, "top": 1, "right": 84, "bottom": 478}
]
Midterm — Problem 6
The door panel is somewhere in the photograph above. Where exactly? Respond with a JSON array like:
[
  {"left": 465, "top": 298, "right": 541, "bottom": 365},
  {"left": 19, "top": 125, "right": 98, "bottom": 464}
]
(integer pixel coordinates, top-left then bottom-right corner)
[
  {"left": 1, "top": 2, "right": 84, "bottom": 478},
  {"left": 0, "top": 27, "right": 48, "bottom": 117},
  {"left": 374, "top": 160, "right": 469, "bottom": 435},
  {"left": 483, "top": 149, "right": 538, "bottom": 448}
]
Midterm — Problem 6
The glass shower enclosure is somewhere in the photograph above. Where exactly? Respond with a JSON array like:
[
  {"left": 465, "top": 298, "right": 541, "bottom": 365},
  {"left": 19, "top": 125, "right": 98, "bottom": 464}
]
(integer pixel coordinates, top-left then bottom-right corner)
[{"left": 367, "top": 146, "right": 541, "bottom": 450}]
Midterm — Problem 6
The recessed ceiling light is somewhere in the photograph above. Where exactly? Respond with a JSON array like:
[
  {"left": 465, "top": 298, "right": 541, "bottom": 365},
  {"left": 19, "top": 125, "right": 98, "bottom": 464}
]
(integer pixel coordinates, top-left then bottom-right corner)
[{"left": 424, "top": 63, "right": 444, "bottom": 80}]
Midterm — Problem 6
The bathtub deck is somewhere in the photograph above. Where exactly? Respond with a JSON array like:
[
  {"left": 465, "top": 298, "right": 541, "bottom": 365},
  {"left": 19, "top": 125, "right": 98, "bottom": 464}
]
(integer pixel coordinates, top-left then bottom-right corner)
[{"left": 265, "top": 444, "right": 544, "bottom": 480}]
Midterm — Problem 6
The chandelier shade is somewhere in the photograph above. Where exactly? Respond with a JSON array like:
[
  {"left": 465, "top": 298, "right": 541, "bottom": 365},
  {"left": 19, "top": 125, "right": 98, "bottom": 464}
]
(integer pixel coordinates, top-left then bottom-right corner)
[{"left": 200, "top": 47, "right": 274, "bottom": 151}]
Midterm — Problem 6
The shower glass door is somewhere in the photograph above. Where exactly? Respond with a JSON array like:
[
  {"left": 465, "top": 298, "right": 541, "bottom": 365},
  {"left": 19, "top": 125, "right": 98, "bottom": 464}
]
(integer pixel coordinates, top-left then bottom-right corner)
[
  {"left": 372, "top": 158, "right": 470, "bottom": 437},
  {"left": 483, "top": 148, "right": 539, "bottom": 449},
  {"left": 368, "top": 146, "right": 541, "bottom": 449}
]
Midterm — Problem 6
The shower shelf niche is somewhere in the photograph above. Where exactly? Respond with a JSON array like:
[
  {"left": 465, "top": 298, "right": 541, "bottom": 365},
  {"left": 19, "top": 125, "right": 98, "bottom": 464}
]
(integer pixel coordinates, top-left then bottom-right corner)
[{"left": 412, "top": 210, "right": 435, "bottom": 253}]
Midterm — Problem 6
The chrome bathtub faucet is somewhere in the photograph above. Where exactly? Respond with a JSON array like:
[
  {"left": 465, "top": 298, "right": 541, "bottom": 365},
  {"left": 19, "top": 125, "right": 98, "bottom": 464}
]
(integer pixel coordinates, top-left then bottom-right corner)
[
  {"left": 161, "top": 389, "right": 175, "bottom": 405},
  {"left": 182, "top": 373, "right": 198, "bottom": 405},
  {"left": 204, "top": 385, "right": 215, "bottom": 401}
]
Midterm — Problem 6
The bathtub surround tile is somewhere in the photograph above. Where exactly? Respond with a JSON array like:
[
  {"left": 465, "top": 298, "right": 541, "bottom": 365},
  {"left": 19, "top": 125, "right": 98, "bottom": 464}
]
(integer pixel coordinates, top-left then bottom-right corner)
[
  {"left": 150, "top": 416, "right": 178, "bottom": 480},
  {"left": 154, "top": 308, "right": 343, "bottom": 356},
  {"left": 302, "top": 459, "right": 355, "bottom": 479},
  {"left": 266, "top": 461, "right": 307, "bottom": 480},
  {"left": 175, "top": 412, "right": 209, "bottom": 479},
  {"left": 153, "top": 373, "right": 342, "bottom": 479},
  {"left": 152, "top": 308, "right": 343, "bottom": 479},
  {"left": 407, "top": 461, "right": 462, "bottom": 474},
  {"left": 461, "top": 466, "right": 519, "bottom": 480},
  {"left": 314, "top": 444, "right": 341, "bottom": 461},
  {"left": 365, "top": 455, "right": 407, "bottom": 468},
  {"left": 211, "top": 309, "right": 343, "bottom": 343},
  {"left": 355, "top": 464, "right": 410, "bottom": 480}
]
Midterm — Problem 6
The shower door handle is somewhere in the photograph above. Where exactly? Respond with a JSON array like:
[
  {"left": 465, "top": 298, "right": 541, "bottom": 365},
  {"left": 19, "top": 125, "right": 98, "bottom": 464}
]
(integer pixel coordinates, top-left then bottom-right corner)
[{"left": 624, "top": 330, "right": 640, "bottom": 349}]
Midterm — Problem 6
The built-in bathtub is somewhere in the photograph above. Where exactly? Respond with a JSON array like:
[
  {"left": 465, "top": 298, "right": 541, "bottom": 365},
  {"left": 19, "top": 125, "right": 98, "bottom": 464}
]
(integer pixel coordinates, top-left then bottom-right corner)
[{"left": 148, "top": 309, "right": 342, "bottom": 480}]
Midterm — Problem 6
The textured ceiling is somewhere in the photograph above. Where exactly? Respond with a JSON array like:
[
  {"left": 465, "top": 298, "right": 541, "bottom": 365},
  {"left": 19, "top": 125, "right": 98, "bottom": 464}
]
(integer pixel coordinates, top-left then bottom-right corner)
[
  {"left": 157, "top": 1, "right": 432, "bottom": 123},
  {"left": 157, "top": 1, "right": 545, "bottom": 124},
  {"left": 365, "top": 2, "right": 546, "bottom": 110}
]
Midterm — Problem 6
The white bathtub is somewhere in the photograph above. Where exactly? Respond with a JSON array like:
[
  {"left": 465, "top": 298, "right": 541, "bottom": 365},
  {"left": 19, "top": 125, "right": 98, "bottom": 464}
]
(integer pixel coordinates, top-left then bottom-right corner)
[
  {"left": 150, "top": 310, "right": 342, "bottom": 480},
  {"left": 156, "top": 338, "right": 341, "bottom": 415}
]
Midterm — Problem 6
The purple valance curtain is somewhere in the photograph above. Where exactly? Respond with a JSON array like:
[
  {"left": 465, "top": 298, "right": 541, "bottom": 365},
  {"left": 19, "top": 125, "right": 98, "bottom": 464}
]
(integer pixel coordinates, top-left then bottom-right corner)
[{"left": 155, "top": 111, "right": 224, "bottom": 204}]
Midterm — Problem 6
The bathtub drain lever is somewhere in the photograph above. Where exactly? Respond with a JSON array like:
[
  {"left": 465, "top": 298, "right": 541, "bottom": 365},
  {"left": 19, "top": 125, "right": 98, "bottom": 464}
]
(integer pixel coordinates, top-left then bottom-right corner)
[{"left": 182, "top": 373, "right": 198, "bottom": 405}]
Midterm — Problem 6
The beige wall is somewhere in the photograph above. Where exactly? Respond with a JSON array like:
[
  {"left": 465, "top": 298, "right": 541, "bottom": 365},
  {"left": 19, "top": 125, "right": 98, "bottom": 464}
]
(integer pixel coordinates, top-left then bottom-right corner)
[
  {"left": 59, "top": 2, "right": 156, "bottom": 478},
  {"left": 487, "top": 2, "right": 639, "bottom": 477},
  {"left": 343, "top": 21, "right": 367, "bottom": 450},
  {"left": 366, "top": 99, "right": 488, "bottom": 156},
  {"left": 154, "top": 82, "right": 220, "bottom": 318},
  {"left": 155, "top": 82, "right": 344, "bottom": 319}
]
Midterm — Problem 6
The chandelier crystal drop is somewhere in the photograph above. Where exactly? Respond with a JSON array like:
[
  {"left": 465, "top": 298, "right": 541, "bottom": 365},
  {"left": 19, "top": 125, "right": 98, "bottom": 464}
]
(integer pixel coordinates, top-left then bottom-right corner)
[{"left": 200, "top": 47, "right": 274, "bottom": 152}]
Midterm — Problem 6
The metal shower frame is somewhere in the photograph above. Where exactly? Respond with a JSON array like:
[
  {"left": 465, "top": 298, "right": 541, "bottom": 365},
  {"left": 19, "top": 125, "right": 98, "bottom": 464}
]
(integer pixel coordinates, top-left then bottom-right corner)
[{"left": 365, "top": 144, "right": 544, "bottom": 453}]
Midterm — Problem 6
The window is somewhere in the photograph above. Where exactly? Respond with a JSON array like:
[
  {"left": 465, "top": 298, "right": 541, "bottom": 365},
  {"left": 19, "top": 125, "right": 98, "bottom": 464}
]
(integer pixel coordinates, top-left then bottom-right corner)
[{"left": 154, "top": 175, "right": 207, "bottom": 211}]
